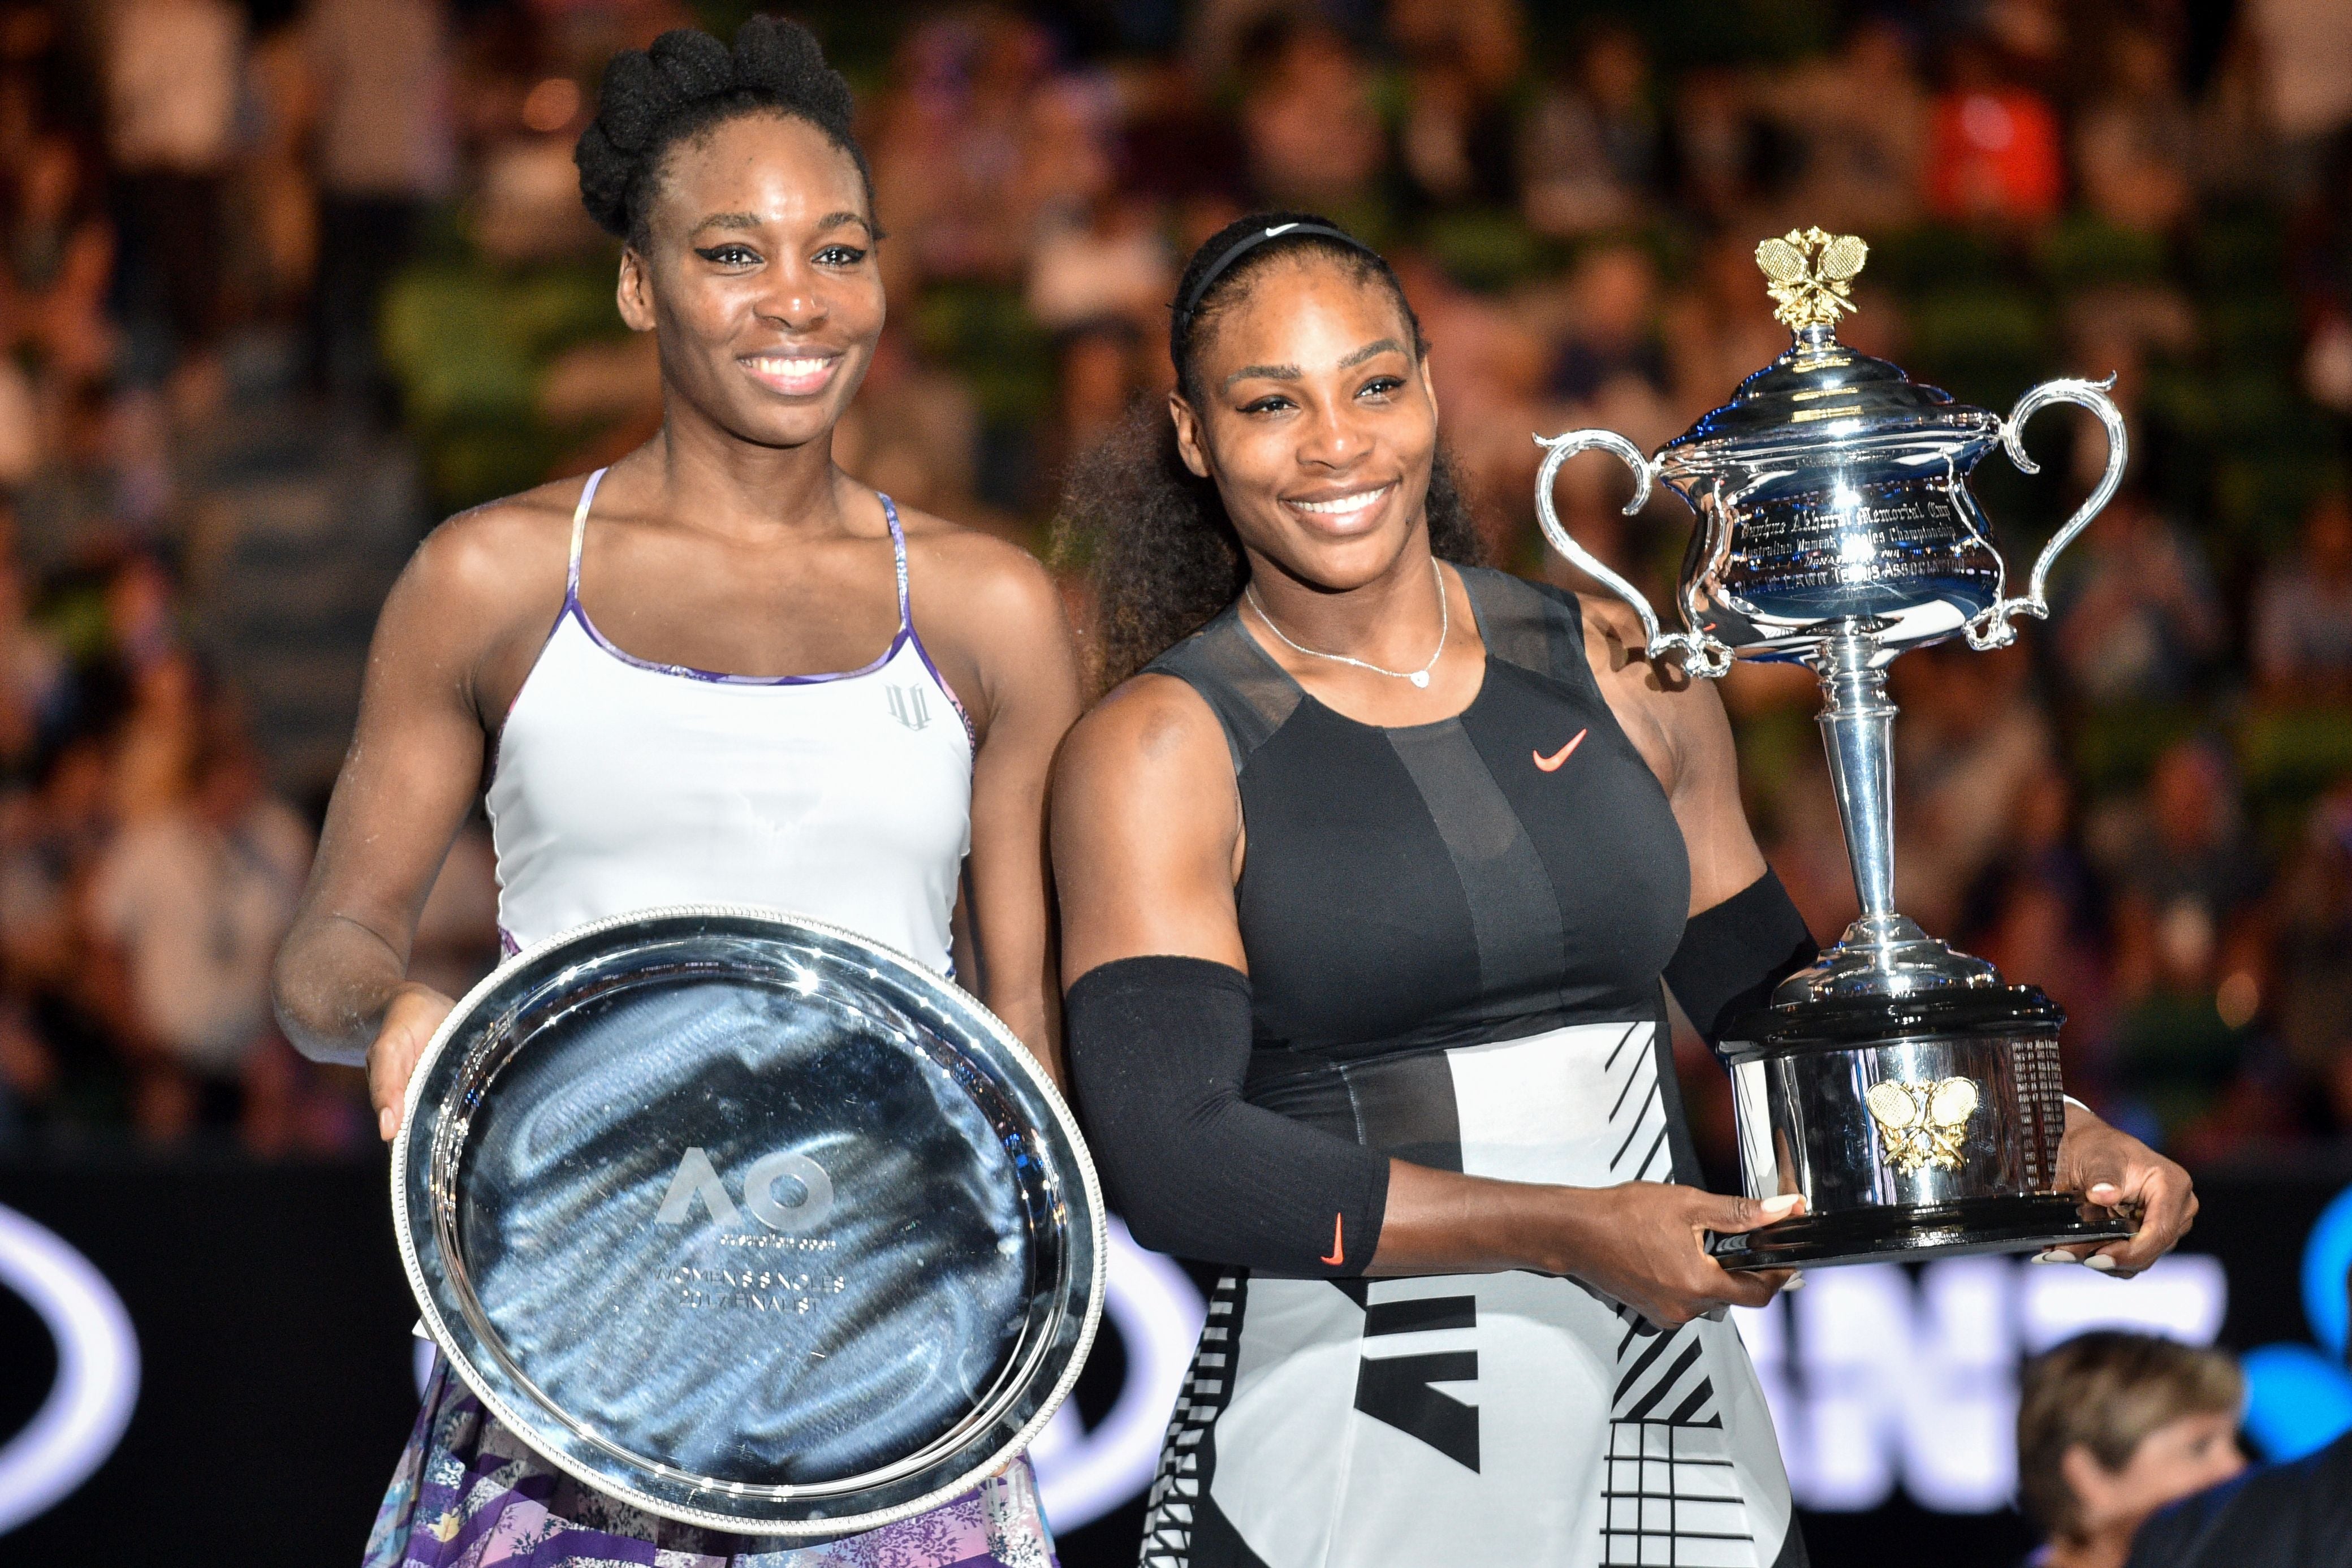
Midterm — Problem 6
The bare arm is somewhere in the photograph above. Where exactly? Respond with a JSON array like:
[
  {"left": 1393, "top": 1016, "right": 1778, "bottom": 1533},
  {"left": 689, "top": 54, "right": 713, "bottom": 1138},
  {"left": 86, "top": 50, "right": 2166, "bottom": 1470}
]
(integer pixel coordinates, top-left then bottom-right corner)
[
  {"left": 916, "top": 536, "right": 1084, "bottom": 1078},
  {"left": 273, "top": 506, "right": 560, "bottom": 1132},
  {"left": 1052, "top": 673, "right": 1792, "bottom": 1324}
]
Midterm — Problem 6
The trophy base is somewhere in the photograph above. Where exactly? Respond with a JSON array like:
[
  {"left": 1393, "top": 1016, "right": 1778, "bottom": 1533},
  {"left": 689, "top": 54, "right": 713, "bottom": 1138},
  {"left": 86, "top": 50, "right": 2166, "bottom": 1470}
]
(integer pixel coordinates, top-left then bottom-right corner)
[{"left": 1709, "top": 1193, "right": 2134, "bottom": 1271}]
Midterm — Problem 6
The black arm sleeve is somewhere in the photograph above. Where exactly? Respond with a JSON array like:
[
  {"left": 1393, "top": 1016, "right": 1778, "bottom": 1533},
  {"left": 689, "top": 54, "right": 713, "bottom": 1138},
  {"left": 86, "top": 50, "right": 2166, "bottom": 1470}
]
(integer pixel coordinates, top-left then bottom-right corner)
[
  {"left": 1661, "top": 868, "right": 1819, "bottom": 1047},
  {"left": 1064, "top": 954, "right": 1389, "bottom": 1277}
]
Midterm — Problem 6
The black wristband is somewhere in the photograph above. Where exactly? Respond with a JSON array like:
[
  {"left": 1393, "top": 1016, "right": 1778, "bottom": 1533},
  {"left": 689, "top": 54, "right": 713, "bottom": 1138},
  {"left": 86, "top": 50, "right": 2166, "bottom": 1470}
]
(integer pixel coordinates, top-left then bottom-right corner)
[
  {"left": 1064, "top": 955, "right": 1389, "bottom": 1277},
  {"left": 1662, "top": 869, "right": 1819, "bottom": 1047}
]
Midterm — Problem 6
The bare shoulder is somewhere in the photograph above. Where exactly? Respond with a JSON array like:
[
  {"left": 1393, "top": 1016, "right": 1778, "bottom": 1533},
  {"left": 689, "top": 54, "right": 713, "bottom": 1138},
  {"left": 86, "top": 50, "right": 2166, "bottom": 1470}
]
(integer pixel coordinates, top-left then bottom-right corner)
[
  {"left": 1055, "top": 672, "right": 1229, "bottom": 805},
  {"left": 1559, "top": 581, "right": 1738, "bottom": 786},
  {"left": 403, "top": 478, "right": 579, "bottom": 621},
  {"left": 1569, "top": 590, "right": 1660, "bottom": 686},
  {"left": 896, "top": 502, "right": 1061, "bottom": 614},
  {"left": 371, "top": 480, "right": 580, "bottom": 721},
  {"left": 1573, "top": 587, "right": 1722, "bottom": 710}
]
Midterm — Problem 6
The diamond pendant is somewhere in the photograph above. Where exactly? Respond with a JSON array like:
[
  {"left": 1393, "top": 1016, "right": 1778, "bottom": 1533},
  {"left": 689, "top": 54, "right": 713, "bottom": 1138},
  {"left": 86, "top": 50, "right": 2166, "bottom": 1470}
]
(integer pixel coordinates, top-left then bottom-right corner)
[{"left": 1410, "top": 671, "right": 1430, "bottom": 688}]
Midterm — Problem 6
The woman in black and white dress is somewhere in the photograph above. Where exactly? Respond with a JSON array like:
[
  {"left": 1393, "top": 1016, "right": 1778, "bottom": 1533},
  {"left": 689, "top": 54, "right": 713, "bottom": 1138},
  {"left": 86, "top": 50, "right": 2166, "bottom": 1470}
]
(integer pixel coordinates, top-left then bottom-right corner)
[{"left": 1048, "top": 214, "right": 2199, "bottom": 1567}]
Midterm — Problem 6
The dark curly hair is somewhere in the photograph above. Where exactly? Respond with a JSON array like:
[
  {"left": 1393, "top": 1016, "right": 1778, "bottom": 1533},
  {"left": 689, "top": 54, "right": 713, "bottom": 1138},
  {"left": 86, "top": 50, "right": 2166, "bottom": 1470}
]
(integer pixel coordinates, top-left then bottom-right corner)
[
  {"left": 1058, "top": 212, "right": 1486, "bottom": 691},
  {"left": 574, "top": 16, "right": 873, "bottom": 248}
]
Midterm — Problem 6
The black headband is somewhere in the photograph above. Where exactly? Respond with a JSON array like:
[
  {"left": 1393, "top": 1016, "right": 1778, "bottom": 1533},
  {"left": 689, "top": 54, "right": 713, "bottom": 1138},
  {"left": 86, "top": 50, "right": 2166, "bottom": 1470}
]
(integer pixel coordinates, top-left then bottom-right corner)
[{"left": 1173, "top": 221, "right": 1379, "bottom": 331}]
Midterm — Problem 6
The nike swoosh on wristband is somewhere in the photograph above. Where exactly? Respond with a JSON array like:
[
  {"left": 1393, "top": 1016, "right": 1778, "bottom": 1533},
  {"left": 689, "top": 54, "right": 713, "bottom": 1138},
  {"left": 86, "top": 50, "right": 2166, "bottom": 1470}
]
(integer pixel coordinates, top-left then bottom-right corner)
[
  {"left": 1533, "top": 728, "right": 1589, "bottom": 772},
  {"left": 1321, "top": 1213, "right": 1345, "bottom": 1267}
]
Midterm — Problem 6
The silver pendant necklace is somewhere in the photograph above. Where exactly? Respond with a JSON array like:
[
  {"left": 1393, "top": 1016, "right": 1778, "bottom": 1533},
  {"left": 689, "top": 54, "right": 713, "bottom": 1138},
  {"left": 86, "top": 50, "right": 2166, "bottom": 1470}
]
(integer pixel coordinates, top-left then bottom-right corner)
[{"left": 1245, "top": 559, "right": 1448, "bottom": 689}]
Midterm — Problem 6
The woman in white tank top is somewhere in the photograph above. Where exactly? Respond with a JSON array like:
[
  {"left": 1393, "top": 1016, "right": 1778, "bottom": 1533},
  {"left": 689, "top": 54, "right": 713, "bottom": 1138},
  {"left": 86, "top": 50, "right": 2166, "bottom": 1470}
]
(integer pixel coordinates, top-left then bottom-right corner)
[{"left": 273, "top": 19, "right": 1081, "bottom": 1568}]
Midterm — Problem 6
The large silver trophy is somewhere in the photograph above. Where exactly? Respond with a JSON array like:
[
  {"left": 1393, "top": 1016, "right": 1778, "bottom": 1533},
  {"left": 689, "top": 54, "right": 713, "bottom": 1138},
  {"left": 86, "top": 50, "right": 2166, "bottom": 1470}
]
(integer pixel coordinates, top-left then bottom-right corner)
[
  {"left": 394, "top": 906, "right": 1104, "bottom": 1533},
  {"left": 1537, "top": 228, "right": 2132, "bottom": 1269}
]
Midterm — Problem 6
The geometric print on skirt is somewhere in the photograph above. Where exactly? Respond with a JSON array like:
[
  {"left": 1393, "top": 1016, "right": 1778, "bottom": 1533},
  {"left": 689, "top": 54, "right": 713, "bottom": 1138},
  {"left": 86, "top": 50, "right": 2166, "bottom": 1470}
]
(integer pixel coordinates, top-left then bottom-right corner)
[
  {"left": 1134, "top": 1021, "right": 1802, "bottom": 1568},
  {"left": 365, "top": 1360, "right": 1057, "bottom": 1568}
]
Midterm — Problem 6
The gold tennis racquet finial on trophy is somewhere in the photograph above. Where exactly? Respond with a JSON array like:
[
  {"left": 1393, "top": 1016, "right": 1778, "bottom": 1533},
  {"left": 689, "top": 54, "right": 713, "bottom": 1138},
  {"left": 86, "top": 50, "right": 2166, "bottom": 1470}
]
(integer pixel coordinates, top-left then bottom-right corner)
[{"left": 1755, "top": 227, "right": 1869, "bottom": 332}]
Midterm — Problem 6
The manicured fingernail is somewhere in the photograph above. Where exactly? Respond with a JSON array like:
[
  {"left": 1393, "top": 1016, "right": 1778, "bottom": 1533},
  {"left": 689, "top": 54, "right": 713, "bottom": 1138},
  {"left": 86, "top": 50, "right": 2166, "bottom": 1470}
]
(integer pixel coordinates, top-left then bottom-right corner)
[
  {"left": 379, "top": 1108, "right": 396, "bottom": 1141},
  {"left": 2030, "top": 1249, "right": 2069, "bottom": 1264},
  {"left": 1781, "top": 1271, "right": 1805, "bottom": 1291},
  {"left": 2088, "top": 1184, "right": 2120, "bottom": 1201},
  {"left": 1762, "top": 1193, "right": 1804, "bottom": 1219},
  {"left": 2085, "top": 1254, "right": 2119, "bottom": 1272}
]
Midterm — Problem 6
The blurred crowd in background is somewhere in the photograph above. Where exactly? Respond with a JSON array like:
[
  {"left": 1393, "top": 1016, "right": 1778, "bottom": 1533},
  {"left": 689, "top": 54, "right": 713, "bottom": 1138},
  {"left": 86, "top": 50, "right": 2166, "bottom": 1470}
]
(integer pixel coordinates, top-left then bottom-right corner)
[{"left": 0, "top": 0, "right": 2346, "bottom": 1169}]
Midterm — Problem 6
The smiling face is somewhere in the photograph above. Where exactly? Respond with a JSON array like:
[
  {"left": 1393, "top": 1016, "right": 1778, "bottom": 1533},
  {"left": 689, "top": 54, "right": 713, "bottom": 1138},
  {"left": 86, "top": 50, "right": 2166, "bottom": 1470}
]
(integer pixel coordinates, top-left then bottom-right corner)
[
  {"left": 1171, "top": 254, "right": 1437, "bottom": 593},
  {"left": 618, "top": 111, "right": 883, "bottom": 451}
]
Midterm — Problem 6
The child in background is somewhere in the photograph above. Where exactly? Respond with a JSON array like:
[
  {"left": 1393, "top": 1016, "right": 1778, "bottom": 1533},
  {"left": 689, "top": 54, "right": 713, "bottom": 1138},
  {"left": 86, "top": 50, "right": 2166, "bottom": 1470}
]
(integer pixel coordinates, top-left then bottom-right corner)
[{"left": 2017, "top": 1332, "right": 2246, "bottom": 1568}]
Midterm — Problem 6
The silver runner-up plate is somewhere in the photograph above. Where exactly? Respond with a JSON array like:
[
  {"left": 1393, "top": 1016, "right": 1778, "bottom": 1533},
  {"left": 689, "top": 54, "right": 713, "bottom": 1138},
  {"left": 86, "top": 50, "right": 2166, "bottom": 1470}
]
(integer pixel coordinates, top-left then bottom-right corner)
[{"left": 392, "top": 905, "right": 1105, "bottom": 1536}]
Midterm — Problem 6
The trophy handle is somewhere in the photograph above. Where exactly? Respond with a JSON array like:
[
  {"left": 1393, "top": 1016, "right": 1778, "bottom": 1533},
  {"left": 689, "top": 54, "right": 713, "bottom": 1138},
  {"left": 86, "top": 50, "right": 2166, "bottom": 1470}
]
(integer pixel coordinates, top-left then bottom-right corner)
[
  {"left": 1533, "top": 430, "right": 1734, "bottom": 677},
  {"left": 1964, "top": 376, "right": 2129, "bottom": 651}
]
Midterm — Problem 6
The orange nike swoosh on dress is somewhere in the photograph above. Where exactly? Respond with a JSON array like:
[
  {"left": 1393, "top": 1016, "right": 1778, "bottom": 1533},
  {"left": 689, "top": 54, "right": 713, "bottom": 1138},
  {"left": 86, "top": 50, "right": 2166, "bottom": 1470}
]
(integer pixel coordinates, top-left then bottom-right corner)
[
  {"left": 1320, "top": 1213, "right": 1345, "bottom": 1267},
  {"left": 1533, "top": 728, "right": 1589, "bottom": 772}
]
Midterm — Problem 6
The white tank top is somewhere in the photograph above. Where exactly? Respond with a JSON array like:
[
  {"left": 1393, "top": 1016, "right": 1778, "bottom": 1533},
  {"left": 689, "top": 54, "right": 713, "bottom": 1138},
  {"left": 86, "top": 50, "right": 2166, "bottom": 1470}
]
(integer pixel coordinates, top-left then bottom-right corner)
[{"left": 484, "top": 469, "right": 974, "bottom": 973}]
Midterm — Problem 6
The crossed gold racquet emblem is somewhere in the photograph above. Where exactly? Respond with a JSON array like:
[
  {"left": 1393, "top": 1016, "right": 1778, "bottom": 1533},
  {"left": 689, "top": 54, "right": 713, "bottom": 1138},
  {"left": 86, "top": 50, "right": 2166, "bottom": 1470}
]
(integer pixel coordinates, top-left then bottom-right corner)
[{"left": 1863, "top": 1076, "right": 1981, "bottom": 1173}]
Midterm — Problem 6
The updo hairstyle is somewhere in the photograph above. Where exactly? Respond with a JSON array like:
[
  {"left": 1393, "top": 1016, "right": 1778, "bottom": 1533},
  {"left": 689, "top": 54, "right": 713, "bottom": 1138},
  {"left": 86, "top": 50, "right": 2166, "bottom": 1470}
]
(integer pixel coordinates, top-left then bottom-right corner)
[{"left": 574, "top": 15, "right": 872, "bottom": 248}]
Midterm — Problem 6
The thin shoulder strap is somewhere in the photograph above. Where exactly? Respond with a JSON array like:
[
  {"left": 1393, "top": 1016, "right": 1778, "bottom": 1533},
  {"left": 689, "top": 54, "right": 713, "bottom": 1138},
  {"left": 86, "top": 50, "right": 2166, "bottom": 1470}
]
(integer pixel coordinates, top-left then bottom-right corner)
[
  {"left": 879, "top": 493, "right": 911, "bottom": 632},
  {"left": 1142, "top": 602, "right": 1304, "bottom": 773},
  {"left": 567, "top": 468, "right": 606, "bottom": 599}
]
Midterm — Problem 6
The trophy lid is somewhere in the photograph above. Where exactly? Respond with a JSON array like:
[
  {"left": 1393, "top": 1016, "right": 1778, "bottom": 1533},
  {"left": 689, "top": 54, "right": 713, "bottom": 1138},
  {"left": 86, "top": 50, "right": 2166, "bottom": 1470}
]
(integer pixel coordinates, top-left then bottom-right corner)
[{"left": 1663, "top": 228, "right": 1996, "bottom": 455}]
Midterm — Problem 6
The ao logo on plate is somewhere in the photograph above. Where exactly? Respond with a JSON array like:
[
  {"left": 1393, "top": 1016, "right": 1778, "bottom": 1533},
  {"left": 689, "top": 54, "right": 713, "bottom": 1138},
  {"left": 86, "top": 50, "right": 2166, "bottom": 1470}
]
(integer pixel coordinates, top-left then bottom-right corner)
[
  {"left": 0, "top": 1203, "right": 140, "bottom": 1535},
  {"left": 653, "top": 1146, "right": 834, "bottom": 1232}
]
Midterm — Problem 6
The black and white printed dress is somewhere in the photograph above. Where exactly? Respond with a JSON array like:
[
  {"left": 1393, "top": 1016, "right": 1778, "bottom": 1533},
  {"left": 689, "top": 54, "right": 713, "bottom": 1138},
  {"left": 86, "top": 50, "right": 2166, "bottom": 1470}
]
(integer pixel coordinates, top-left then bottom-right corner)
[{"left": 1132, "top": 568, "right": 1801, "bottom": 1568}]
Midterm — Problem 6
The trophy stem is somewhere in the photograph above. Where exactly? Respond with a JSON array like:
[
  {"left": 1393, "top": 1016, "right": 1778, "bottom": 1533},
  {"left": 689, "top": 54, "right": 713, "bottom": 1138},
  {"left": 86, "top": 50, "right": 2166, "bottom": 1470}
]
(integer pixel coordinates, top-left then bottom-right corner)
[{"left": 1814, "top": 628, "right": 1896, "bottom": 923}]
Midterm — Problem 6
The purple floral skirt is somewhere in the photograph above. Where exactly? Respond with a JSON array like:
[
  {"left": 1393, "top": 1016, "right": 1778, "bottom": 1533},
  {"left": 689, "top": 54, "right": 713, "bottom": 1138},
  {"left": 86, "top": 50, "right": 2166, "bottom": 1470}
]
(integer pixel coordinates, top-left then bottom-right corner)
[{"left": 365, "top": 1360, "right": 1059, "bottom": 1568}]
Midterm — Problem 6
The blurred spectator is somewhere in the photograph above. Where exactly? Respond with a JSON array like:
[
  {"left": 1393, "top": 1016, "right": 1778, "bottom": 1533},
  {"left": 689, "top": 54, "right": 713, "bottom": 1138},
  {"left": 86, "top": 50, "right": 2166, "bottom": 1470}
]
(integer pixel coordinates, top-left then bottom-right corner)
[
  {"left": 1892, "top": 642, "right": 2055, "bottom": 934},
  {"left": 102, "top": 0, "right": 245, "bottom": 390},
  {"left": 86, "top": 714, "right": 310, "bottom": 1142},
  {"left": 2075, "top": 28, "right": 2196, "bottom": 235},
  {"left": 1755, "top": 20, "right": 1930, "bottom": 234},
  {"left": 0, "top": 736, "right": 118, "bottom": 1131},
  {"left": 1520, "top": 25, "right": 1664, "bottom": 239},
  {"left": 833, "top": 327, "right": 989, "bottom": 525},
  {"left": 1667, "top": 66, "right": 1766, "bottom": 224},
  {"left": 1545, "top": 242, "right": 1669, "bottom": 409},
  {"left": 1027, "top": 194, "right": 1172, "bottom": 337},
  {"left": 1388, "top": 0, "right": 1522, "bottom": 213},
  {"left": 15, "top": 381, "right": 147, "bottom": 569},
  {"left": 110, "top": 644, "right": 199, "bottom": 821},
  {"left": 2054, "top": 490, "right": 2225, "bottom": 707},
  {"left": 870, "top": 12, "right": 1052, "bottom": 288},
  {"left": 1925, "top": 36, "right": 2066, "bottom": 227},
  {"left": 2251, "top": 492, "right": 2352, "bottom": 702},
  {"left": 2125, "top": 1264, "right": 2352, "bottom": 1568},
  {"left": 1238, "top": 19, "right": 1386, "bottom": 217},
  {"left": 2271, "top": 785, "right": 2352, "bottom": 1133},
  {"left": 2244, "top": 0, "right": 2352, "bottom": 183},
  {"left": 305, "top": 0, "right": 455, "bottom": 403},
  {"left": 3, "top": 133, "right": 116, "bottom": 388},
  {"left": 239, "top": 23, "right": 318, "bottom": 325},
  {"left": 2017, "top": 1331, "right": 2246, "bottom": 1568},
  {"left": 0, "top": 537, "right": 64, "bottom": 770},
  {"left": 2102, "top": 740, "right": 2270, "bottom": 1145},
  {"left": 1973, "top": 762, "right": 2116, "bottom": 1098}
]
